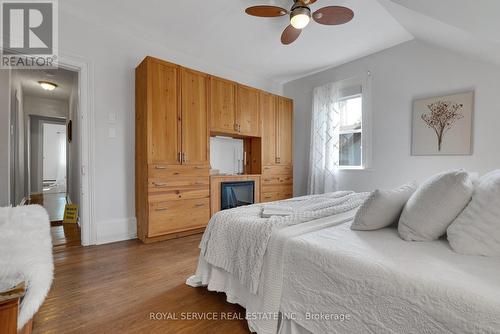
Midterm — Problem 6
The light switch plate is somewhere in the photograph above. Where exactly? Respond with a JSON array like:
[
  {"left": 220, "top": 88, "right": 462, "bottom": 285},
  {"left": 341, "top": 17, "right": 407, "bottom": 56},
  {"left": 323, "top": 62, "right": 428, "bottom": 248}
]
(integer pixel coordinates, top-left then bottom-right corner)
[{"left": 108, "top": 127, "right": 116, "bottom": 138}]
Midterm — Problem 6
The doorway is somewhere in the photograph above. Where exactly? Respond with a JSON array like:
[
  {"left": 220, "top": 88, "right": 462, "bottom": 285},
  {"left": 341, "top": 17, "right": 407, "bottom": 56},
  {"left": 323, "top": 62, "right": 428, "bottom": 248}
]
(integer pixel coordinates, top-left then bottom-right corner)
[
  {"left": 42, "top": 121, "right": 67, "bottom": 194},
  {"left": 10, "top": 67, "right": 81, "bottom": 248}
]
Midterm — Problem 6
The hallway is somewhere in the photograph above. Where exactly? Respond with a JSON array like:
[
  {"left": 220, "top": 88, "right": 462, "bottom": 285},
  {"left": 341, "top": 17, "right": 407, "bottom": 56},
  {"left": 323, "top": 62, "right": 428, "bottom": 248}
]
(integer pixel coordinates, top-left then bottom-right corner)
[{"left": 28, "top": 193, "right": 81, "bottom": 250}]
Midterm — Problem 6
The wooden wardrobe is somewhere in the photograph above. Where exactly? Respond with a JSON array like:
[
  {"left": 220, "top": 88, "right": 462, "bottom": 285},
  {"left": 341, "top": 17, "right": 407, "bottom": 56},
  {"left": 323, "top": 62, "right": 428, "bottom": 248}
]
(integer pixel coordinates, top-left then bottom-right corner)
[
  {"left": 261, "top": 93, "right": 293, "bottom": 202},
  {"left": 136, "top": 56, "right": 294, "bottom": 242},
  {"left": 136, "top": 57, "right": 210, "bottom": 243}
]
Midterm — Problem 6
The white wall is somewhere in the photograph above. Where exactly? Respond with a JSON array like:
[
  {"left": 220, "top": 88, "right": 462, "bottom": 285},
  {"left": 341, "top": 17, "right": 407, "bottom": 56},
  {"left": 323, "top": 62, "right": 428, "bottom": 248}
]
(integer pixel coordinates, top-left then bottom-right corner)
[
  {"left": 9, "top": 73, "right": 26, "bottom": 205},
  {"left": 284, "top": 40, "right": 500, "bottom": 195},
  {"left": 68, "top": 76, "right": 80, "bottom": 207},
  {"left": 24, "top": 96, "right": 68, "bottom": 119},
  {"left": 55, "top": 5, "right": 283, "bottom": 244},
  {"left": 25, "top": 96, "right": 69, "bottom": 194},
  {"left": 0, "top": 71, "right": 10, "bottom": 206}
]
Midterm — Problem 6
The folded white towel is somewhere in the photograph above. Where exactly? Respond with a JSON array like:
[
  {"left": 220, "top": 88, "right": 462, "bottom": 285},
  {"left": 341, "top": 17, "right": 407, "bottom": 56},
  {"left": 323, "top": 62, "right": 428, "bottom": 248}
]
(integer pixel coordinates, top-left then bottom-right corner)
[{"left": 261, "top": 205, "right": 293, "bottom": 218}]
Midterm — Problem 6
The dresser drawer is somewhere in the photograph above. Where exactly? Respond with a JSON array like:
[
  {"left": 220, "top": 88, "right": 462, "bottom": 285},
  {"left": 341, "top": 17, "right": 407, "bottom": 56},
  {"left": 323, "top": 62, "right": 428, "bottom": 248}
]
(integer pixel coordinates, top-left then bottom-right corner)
[
  {"left": 148, "top": 164, "right": 209, "bottom": 178},
  {"left": 148, "top": 188, "right": 209, "bottom": 202},
  {"left": 261, "top": 175, "right": 293, "bottom": 185},
  {"left": 262, "top": 165, "right": 293, "bottom": 176},
  {"left": 148, "top": 198, "right": 210, "bottom": 237},
  {"left": 262, "top": 184, "right": 293, "bottom": 194},
  {"left": 148, "top": 177, "right": 209, "bottom": 195},
  {"left": 261, "top": 191, "right": 292, "bottom": 203}
]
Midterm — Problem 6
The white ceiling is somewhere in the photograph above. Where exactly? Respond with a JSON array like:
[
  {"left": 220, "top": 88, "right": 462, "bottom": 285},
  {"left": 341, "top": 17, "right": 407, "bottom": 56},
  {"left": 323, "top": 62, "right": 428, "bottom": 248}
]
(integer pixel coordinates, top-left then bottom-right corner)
[
  {"left": 60, "top": 0, "right": 500, "bottom": 87},
  {"left": 13, "top": 68, "right": 77, "bottom": 101},
  {"left": 379, "top": 0, "right": 500, "bottom": 68},
  {"left": 61, "top": 0, "right": 413, "bottom": 84}
]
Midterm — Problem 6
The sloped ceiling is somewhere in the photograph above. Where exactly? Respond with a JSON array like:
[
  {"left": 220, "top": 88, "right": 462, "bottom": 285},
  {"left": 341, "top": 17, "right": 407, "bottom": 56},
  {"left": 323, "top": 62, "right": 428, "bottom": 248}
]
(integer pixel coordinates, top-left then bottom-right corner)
[
  {"left": 378, "top": 0, "right": 500, "bottom": 67},
  {"left": 60, "top": 1, "right": 500, "bottom": 87},
  {"left": 61, "top": 0, "right": 412, "bottom": 84}
]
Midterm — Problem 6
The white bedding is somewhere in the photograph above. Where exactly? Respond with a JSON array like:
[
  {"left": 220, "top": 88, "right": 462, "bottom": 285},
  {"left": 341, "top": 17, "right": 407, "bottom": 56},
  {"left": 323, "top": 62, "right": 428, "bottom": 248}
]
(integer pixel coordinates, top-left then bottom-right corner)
[
  {"left": 199, "top": 192, "right": 366, "bottom": 293},
  {"left": 188, "top": 210, "right": 359, "bottom": 334},
  {"left": 280, "top": 223, "right": 500, "bottom": 334}
]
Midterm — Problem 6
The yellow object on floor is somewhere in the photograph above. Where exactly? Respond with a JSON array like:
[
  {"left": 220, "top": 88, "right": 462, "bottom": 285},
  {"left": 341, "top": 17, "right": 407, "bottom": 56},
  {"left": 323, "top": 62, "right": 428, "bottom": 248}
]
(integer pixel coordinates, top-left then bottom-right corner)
[{"left": 63, "top": 204, "right": 78, "bottom": 224}]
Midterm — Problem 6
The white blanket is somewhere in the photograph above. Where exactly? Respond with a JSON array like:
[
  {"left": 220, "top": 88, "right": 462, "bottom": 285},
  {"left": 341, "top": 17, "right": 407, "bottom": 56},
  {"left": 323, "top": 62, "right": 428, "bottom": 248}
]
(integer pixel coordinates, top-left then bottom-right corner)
[
  {"left": 188, "top": 210, "right": 359, "bottom": 334},
  {"left": 280, "top": 223, "right": 500, "bottom": 334},
  {"left": 199, "top": 191, "right": 367, "bottom": 293},
  {"left": 0, "top": 205, "right": 54, "bottom": 329}
]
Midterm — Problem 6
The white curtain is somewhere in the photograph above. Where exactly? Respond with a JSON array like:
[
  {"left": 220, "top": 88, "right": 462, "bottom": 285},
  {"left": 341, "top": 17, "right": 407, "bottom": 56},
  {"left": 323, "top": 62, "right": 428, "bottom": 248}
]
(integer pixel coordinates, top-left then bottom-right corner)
[{"left": 307, "top": 82, "right": 341, "bottom": 195}]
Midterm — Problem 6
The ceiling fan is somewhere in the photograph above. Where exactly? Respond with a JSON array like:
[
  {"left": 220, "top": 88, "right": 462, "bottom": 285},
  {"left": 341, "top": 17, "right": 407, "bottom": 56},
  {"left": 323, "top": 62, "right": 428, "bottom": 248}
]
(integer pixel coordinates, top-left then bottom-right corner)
[{"left": 245, "top": 0, "right": 354, "bottom": 45}]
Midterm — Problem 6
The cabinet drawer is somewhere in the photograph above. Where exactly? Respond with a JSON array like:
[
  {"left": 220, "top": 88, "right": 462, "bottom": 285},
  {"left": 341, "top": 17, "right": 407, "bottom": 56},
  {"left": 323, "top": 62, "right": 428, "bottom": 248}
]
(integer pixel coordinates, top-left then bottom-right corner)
[
  {"left": 148, "top": 198, "right": 210, "bottom": 237},
  {"left": 261, "top": 175, "right": 293, "bottom": 185},
  {"left": 261, "top": 191, "right": 293, "bottom": 203},
  {"left": 148, "top": 177, "right": 209, "bottom": 194},
  {"left": 262, "top": 184, "right": 293, "bottom": 194},
  {"left": 148, "top": 164, "right": 209, "bottom": 178},
  {"left": 148, "top": 188, "right": 209, "bottom": 202},
  {"left": 262, "top": 165, "right": 293, "bottom": 175}
]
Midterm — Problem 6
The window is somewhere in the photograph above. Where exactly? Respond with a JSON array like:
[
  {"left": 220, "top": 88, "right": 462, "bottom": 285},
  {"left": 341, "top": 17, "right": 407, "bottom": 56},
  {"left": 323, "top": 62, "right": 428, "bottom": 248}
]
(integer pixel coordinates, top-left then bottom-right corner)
[{"left": 337, "top": 94, "right": 362, "bottom": 168}]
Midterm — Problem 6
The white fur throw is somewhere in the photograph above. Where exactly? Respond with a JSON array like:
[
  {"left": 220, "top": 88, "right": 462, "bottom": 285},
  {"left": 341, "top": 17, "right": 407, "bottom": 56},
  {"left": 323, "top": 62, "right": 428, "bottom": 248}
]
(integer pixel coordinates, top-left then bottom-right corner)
[{"left": 0, "top": 205, "right": 54, "bottom": 329}]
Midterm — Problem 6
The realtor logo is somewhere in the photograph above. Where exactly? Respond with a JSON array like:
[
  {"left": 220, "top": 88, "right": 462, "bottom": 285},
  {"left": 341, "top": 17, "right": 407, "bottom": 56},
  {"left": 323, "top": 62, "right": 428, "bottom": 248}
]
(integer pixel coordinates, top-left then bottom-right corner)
[{"left": 1, "top": 0, "right": 58, "bottom": 68}]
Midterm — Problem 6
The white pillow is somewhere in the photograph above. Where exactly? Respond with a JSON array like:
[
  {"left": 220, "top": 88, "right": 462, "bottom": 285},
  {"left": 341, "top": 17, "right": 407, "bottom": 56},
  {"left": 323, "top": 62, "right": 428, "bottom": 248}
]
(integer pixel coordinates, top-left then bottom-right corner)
[
  {"left": 351, "top": 183, "right": 417, "bottom": 231},
  {"left": 447, "top": 170, "right": 500, "bottom": 256},
  {"left": 398, "top": 170, "right": 474, "bottom": 241}
]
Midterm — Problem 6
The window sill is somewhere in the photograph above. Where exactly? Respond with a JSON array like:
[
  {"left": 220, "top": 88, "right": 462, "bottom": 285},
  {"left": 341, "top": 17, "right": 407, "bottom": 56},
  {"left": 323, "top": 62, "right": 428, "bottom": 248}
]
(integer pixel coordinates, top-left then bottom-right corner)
[{"left": 337, "top": 166, "right": 368, "bottom": 171}]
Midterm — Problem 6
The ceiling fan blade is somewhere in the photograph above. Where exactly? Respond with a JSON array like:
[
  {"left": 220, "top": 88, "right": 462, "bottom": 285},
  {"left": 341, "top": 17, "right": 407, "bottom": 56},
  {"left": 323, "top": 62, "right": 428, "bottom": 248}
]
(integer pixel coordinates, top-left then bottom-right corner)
[
  {"left": 313, "top": 6, "right": 354, "bottom": 25},
  {"left": 245, "top": 5, "right": 288, "bottom": 17},
  {"left": 281, "top": 25, "right": 301, "bottom": 45}
]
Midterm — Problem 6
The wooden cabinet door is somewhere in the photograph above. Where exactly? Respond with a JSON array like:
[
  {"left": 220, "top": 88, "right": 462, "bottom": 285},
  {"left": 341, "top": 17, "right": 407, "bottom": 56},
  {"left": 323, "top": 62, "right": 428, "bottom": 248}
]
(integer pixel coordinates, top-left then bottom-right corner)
[
  {"left": 180, "top": 68, "right": 209, "bottom": 166},
  {"left": 210, "top": 77, "right": 237, "bottom": 133},
  {"left": 237, "top": 85, "right": 260, "bottom": 136},
  {"left": 148, "top": 59, "right": 181, "bottom": 164},
  {"left": 277, "top": 97, "right": 293, "bottom": 166},
  {"left": 261, "top": 92, "right": 277, "bottom": 165}
]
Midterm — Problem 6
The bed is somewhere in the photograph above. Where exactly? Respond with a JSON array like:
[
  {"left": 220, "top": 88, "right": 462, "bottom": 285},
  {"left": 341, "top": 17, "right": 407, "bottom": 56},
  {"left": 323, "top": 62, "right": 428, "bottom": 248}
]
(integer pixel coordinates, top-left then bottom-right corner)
[
  {"left": 188, "top": 191, "right": 500, "bottom": 333},
  {"left": 279, "top": 222, "right": 500, "bottom": 334},
  {"left": 188, "top": 191, "right": 366, "bottom": 334}
]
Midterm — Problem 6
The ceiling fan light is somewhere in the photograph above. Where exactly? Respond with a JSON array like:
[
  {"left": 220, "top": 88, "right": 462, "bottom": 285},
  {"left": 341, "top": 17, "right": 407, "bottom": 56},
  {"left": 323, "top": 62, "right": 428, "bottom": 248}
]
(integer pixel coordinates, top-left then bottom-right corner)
[
  {"left": 290, "top": 7, "right": 311, "bottom": 29},
  {"left": 39, "top": 81, "right": 57, "bottom": 91}
]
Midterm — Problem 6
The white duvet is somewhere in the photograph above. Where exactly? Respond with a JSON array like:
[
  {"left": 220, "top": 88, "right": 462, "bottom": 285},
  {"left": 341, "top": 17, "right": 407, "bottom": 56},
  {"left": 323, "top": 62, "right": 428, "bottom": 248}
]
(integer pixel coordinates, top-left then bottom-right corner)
[
  {"left": 188, "top": 210, "right": 359, "bottom": 334},
  {"left": 280, "top": 223, "right": 500, "bottom": 334}
]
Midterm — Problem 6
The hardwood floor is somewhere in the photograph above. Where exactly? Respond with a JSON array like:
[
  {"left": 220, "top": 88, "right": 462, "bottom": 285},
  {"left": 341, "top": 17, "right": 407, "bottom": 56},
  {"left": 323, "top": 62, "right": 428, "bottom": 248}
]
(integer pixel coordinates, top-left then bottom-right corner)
[
  {"left": 28, "top": 193, "right": 67, "bottom": 222},
  {"left": 33, "top": 234, "right": 250, "bottom": 334},
  {"left": 28, "top": 192, "right": 82, "bottom": 249}
]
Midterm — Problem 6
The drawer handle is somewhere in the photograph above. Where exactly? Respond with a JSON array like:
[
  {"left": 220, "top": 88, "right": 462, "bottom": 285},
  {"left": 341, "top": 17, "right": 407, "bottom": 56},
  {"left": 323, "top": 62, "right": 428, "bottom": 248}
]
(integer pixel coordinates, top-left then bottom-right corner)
[
  {"left": 155, "top": 166, "right": 167, "bottom": 169},
  {"left": 155, "top": 208, "right": 168, "bottom": 212},
  {"left": 194, "top": 166, "right": 205, "bottom": 170},
  {"left": 194, "top": 182, "right": 205, "bottom": 186},
  {"left": 153, "top": 182, "right": 168, "bottom": 187},
  {"left": 194, "top": 203, "right": 205, "bottom": 208},
  {"left": 264, "top": 196, "right": 272, "bottom": 199},
  {"left": 264, "top": 178, "right": 272, "bottom": 182}
]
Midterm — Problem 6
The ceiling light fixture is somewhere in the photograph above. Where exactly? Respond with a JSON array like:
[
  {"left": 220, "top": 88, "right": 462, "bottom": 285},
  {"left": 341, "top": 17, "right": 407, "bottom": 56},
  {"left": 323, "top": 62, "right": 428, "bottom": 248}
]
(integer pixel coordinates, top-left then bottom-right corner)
[
  {"left": 290, "top": 6, "right": 311, "bottom": 29},
  {"left": 38, "top": 81, "right": 57, "bottom": 91}
]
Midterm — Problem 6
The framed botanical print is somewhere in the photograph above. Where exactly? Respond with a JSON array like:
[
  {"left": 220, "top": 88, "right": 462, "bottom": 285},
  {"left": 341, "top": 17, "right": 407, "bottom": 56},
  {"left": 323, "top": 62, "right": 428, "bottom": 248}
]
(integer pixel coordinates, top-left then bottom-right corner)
[{"left": 412, "top": 91, "right": 474, "bottom": 155}]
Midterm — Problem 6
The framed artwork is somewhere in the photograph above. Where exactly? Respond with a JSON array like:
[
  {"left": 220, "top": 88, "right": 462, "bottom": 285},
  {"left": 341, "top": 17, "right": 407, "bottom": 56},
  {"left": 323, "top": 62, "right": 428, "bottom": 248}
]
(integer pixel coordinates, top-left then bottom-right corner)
[
  {"left": 412, "top": 91, "right": 474, "bottom": 155},
  {"left": 67, "top": 120, "right": 73, "bottom": 143}
]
